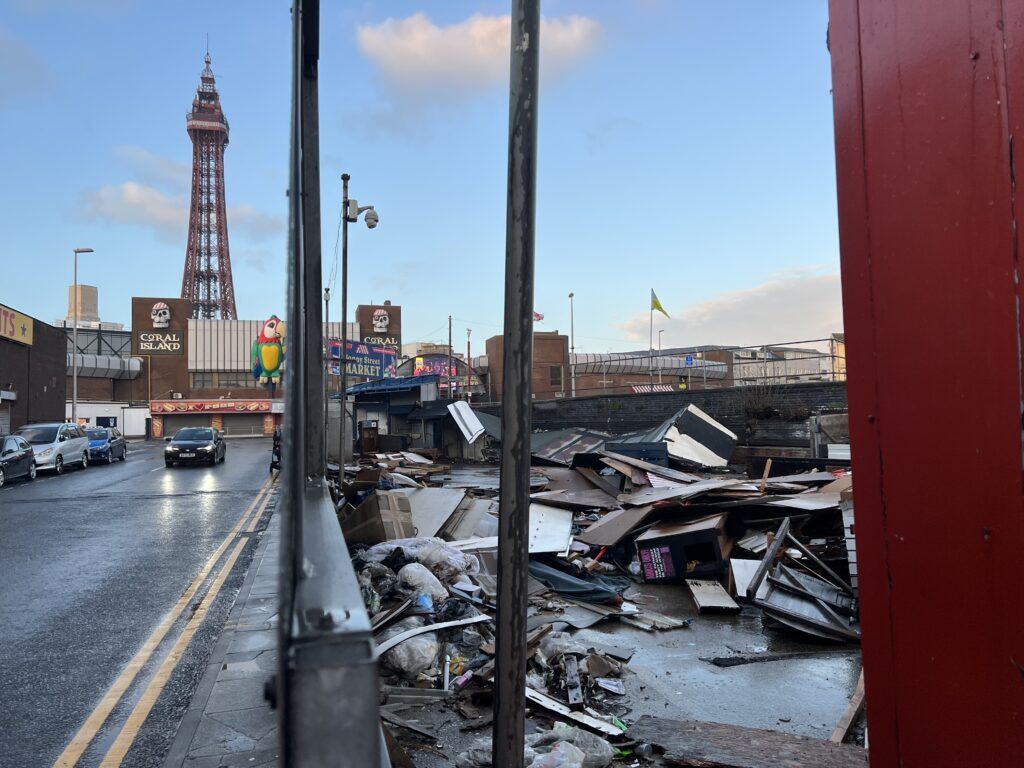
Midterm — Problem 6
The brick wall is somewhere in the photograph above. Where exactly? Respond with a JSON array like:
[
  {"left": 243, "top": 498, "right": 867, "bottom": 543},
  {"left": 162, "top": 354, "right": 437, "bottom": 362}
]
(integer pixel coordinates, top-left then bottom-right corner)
[{"left": 477, "top": 381, "right": 848, "bottom": 446}]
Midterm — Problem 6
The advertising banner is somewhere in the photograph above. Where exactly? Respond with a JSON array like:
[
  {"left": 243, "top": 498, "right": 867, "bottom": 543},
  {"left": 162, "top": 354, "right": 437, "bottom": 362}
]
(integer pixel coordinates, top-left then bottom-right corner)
[
  {"left": 0, "top": 304, "right": 33, "bottom": 346},
  {"left": 328, "top": 340, "right": 398, "bottom": 379}
]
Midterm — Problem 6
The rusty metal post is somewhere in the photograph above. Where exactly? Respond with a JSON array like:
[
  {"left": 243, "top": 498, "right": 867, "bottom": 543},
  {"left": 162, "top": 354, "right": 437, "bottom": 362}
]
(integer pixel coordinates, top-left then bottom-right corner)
[{"left": 492, "top": 1, "right": 539, "bottom": 766}]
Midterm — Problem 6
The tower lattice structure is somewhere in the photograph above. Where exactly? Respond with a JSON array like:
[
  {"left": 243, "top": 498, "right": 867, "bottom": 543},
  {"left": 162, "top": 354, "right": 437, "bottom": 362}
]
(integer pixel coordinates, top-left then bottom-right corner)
[{"left": 181, "top": 53, "right": 237, "bottom": 319}]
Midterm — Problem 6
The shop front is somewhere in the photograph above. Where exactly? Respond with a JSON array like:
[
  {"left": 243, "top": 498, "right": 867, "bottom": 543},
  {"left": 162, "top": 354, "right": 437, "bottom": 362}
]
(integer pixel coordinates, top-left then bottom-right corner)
[{"left": 150, "top": 399, "right": 282, "bottom": 438}]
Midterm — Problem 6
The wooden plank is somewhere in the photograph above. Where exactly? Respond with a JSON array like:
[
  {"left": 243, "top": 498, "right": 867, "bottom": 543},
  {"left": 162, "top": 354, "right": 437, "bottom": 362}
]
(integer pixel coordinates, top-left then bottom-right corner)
[
  {"left": 628, "top": 715, "right": 868, "bottom": 768},
  {"left": 598, "top": 450, "right": 702, "bottom": 483},
  {"left": 619, "top": 478, "right": 746, "bottom": 507},
  {"left": 576, "top": 466, "right": 623, "bottom": 498},
  {"left": 575, "top": 505, "right": 655, "bottom": 546},
  {"left": 830, "top": 669, "right": 866, "bottom": 743},
  {"left": 745, "top": 517, "right": 790, "bottom": 599},
  {"left": 524, "top": 688, "right": 623, "bottom": 736},
  {"left": 686, "top": 579, "right": 740, "bottom": 613},
  {"left": 785, "top": 532, "right": 856, "bottom": 597},
  {"left": 759, "top": 458, "right": 773, "bottom": 494},
  {"left": 600, "top": 457, "right": 649, "bottom": 486}
]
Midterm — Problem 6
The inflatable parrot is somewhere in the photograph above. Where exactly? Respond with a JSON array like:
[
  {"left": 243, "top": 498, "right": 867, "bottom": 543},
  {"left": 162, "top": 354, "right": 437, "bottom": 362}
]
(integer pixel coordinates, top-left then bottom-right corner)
[{"left": 252, "top": 315, "right": 285, "bottom": 391}]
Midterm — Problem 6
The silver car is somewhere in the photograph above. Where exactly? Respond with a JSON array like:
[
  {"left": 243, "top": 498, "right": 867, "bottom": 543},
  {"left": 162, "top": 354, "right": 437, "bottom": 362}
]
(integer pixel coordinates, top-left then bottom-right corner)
[{"left": 16, "top": 423, "right": 90, "bottom": 474}]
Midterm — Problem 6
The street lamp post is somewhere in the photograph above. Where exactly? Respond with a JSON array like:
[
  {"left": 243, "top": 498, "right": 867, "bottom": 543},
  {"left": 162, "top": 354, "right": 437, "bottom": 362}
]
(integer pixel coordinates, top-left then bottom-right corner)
[
  {"left": 338, "top": 173, "right": 378, "bottom": 469},
  {"left": 71, "top": 247, "right": 94, "bottom": 424},
  {"left": 568, "top": 292, "right": 575, "bottom": 398}
]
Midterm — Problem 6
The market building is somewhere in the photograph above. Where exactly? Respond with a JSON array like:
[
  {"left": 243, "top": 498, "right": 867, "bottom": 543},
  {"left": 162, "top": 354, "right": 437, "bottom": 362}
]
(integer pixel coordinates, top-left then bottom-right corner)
[
  {"left": 129, "top": 297, "right": 285, "bottom": 438},
  {"left": 0, "top": 302, "right": 66, "bottom": 432}
]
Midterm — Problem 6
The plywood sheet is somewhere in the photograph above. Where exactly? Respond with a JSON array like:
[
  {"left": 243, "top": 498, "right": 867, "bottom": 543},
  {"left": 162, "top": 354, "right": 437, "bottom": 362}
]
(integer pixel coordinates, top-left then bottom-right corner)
[{"left": 686, "top": 579, "right": 740, "bottom": 613}]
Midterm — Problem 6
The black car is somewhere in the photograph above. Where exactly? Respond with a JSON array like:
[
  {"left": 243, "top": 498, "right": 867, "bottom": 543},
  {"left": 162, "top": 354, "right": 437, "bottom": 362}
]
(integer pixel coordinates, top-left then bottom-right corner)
[
  {"left": 165, "top": 427, "right": 226, "bottom": 467},
  {"left": 86, "top": 427, "right": 127, "bottom": 464},
  {"left": 0, "top": 434, "right": 37, "bottom": 488}
]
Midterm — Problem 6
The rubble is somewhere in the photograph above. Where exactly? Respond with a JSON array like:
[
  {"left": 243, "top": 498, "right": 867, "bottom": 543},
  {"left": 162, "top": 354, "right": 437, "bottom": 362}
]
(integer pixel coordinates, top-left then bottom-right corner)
[{"left": 331, "top": 404, "right": 860, "bottom": 763}]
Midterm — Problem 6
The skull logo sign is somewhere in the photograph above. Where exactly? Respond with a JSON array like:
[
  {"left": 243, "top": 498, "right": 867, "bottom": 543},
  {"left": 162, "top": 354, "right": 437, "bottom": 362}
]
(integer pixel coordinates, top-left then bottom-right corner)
[
  {"left": 372, "top": 308, "right": 390, "bottom": 333},
  {"left": 151, "top": 302, "right": 171, "bottom": 329}
]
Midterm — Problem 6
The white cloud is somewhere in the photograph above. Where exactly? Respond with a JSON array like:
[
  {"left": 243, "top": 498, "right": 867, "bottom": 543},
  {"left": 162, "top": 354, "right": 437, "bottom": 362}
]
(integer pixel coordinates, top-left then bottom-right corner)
[
  {"left": 230, "top": 204, "right": 284, "bottom": 238},
  {"left": 0, "top": 26, "right": 54, "bottom": 107},
  {"left": 620, "top": 268, "right": 844, "bottom": 348},
  {"left": 357, "top": 13, "right": 601, "bottom": 98},
  {"left": 114, "top": 146, "right": 190, "bottom": 193},
  {"left": 82, "top": 182, "right": 283, "bottom": 243},
  {"left": 82, "top": 182, "right": 187, "bottom": 243}
]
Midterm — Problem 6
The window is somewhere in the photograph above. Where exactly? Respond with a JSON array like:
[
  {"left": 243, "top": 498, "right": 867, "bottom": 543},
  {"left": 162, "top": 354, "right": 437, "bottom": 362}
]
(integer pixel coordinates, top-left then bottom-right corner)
[
  {"left": 3, "top": 438, "right": 16, "bottom": 453},
  {"left": 191, "top": 372, "right": 215, "bottom": 388},
  {"left": 217, "top": 372, "right": 259, "bottom": 389},
  {"left": 549, "top": 366, "right": 563, "bottom": 387}
]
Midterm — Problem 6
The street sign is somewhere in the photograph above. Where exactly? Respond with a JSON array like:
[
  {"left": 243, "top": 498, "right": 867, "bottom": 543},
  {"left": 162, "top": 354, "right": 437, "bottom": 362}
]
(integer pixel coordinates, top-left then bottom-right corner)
[{"left": 685, "top": 354, "right": 694, "bottom": 366}]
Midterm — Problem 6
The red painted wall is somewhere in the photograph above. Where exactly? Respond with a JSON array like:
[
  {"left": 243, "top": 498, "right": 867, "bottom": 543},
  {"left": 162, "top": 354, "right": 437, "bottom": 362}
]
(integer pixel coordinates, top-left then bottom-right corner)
[{"left": 829, "top": 1, "right": 1024, "bottom": 764}]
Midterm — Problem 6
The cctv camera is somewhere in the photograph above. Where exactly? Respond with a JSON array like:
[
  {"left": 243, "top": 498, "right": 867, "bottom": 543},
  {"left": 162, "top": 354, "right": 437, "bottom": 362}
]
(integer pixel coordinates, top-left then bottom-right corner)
[{"left": 364, "top": 209, "right": 379, "bottom": 229}]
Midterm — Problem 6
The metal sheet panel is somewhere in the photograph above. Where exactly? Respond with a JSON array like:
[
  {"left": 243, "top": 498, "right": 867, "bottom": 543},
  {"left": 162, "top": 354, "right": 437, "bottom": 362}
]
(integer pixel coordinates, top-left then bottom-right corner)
[
  {"left": 527, "top": 503, "right": 574, "bottom": 554},
  {"left": 447, "top": 401, "right": 485, "bottom": 444}
]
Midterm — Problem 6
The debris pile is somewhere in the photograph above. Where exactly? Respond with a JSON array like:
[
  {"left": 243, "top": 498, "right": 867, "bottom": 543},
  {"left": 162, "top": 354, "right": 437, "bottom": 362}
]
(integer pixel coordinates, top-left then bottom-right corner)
[{"left": 331, "top": 405, "right": 859, "bottom": 764}]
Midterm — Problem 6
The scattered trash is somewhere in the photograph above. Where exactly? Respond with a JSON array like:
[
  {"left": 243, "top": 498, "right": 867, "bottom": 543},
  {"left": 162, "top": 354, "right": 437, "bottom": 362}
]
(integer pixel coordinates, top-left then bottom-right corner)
[{"left": 336, "top": 405, "right": 859, "bottom": 750}]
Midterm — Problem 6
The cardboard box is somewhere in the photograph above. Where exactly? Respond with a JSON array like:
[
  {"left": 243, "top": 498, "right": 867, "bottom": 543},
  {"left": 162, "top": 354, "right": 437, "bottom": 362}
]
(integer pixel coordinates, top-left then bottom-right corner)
[
  {"left": 634, "top": 513, "right": 732, "bottom": 582},
  {"left": 341, "top": 491, "right": 414, "bottom": 545}
]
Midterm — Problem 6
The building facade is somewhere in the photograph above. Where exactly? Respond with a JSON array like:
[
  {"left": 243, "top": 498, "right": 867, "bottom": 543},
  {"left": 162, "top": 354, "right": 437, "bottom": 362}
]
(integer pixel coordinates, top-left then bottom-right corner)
[{"left": 0, "top": 302, "right": 66, "bottom": 432}]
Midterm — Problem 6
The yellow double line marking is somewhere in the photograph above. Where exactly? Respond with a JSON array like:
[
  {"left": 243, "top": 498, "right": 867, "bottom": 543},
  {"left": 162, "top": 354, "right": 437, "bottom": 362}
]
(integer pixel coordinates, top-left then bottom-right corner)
[{"left": 54, "top": 474, "right": 277, "bottom": 768}]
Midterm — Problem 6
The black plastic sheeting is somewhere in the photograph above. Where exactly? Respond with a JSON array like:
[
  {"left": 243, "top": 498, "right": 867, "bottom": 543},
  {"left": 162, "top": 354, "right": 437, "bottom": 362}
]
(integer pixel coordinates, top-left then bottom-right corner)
[{"left": 527, "top": 559, "right": 630, "bottom": 605}]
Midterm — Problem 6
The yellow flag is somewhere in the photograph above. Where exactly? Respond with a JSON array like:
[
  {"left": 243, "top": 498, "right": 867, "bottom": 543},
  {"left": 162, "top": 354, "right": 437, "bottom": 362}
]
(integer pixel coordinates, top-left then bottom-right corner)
[{"left": 651, "top": 289, "right": 670, "bottom": 319}]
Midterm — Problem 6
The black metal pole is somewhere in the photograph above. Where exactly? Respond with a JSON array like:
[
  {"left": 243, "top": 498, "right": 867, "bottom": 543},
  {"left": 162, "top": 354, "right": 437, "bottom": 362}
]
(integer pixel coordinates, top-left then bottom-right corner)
[
  {"left": 279, "top": 0, "right": 311, "bottom": 753},
  {"left": 493, "top": 1, "right": 539, "bottom": 765},
  {"left": 340, "top": 173, "right": 349, "bottom": 470}
]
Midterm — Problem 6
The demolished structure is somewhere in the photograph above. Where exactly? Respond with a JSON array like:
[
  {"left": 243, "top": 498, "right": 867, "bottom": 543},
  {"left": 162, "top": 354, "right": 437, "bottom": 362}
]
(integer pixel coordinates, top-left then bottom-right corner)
[{"left": 328, "top": 402, "right": 863, "bottom": 765}]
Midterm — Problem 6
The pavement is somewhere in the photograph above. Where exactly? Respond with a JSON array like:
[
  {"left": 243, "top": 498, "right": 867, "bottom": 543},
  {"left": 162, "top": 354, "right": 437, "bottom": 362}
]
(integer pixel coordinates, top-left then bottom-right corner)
[
  {"left": 161, "top": 510, "right": 280, "bottom": 768},
  {"left": 0, "top": 437, "right": 278, "bottom": 768}
]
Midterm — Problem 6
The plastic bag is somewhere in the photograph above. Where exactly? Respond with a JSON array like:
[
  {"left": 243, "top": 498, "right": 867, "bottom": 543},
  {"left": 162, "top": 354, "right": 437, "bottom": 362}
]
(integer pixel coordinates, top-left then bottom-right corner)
[
  {"left": 529, "top": 725, "right": 614, "bottom": 768},
  {"left": 527, "top": 741, "right": 585, "bottom": 768},
  {"left": 436, "top": 596, "right": 480, "bottom": 623},
  {"left": 362, "top": 538, "right": 480, "bottom": 584},
  {"left": 357, "top": 568, "right": 382, "bottom": 615},
  {"left": 397, "top": 562, "right": 449, "bottom": 602},
  {"left": 454, "top": 736, "right": 536, "bottom": 768},
  {"left": 536, "top": 632, "right": 588, "bottom": 668},
  {"left": 361, "top": 562, "right": 398, "bottom": 596},
  {"left": 379, "top": 617, "right": 439, "bottom": 679}
]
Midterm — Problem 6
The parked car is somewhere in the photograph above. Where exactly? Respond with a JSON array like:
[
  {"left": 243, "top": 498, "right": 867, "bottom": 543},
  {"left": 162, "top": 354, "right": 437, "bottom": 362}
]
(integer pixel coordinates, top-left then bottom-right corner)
[
  {"left": 16, "top": 422, "right": 90, "bottom": 474},
  {"left": 86, "top": 427, "right": 127, "bottom": 464},
  {"left": 165, "top": 427, "right": 226, "bottom": 467},
  {"left": 0, "top": 434, "right": 37, "bottom": 487}
]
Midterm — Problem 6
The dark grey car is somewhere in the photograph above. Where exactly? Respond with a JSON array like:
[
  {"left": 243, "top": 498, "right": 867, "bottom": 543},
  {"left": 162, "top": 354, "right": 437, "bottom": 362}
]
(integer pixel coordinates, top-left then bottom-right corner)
[
  {"left": 164, "top": 427, "right": 226, "bottom": 467},
  {"left": 0, "top": 435, "right": 36, "bottom": 487}
]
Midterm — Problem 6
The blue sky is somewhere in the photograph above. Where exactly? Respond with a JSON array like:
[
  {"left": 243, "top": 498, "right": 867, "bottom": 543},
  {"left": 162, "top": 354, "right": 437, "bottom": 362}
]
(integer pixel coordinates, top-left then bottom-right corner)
[{"left": 0, "top": 0, "right": 840, "bottom": 353}]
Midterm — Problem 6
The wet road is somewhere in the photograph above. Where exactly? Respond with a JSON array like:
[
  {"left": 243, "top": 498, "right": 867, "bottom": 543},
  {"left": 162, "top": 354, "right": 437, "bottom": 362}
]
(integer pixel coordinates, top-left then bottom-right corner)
[{"left": 0, "top": 438, "right": 277, "bottom": 768}]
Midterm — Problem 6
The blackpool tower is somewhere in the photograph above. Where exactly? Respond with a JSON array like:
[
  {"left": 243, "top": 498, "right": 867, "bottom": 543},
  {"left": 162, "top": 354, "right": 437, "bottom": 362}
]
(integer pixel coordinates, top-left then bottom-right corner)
[{"left": 181, "top": 53, "right": 237, "bottom": 319}]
